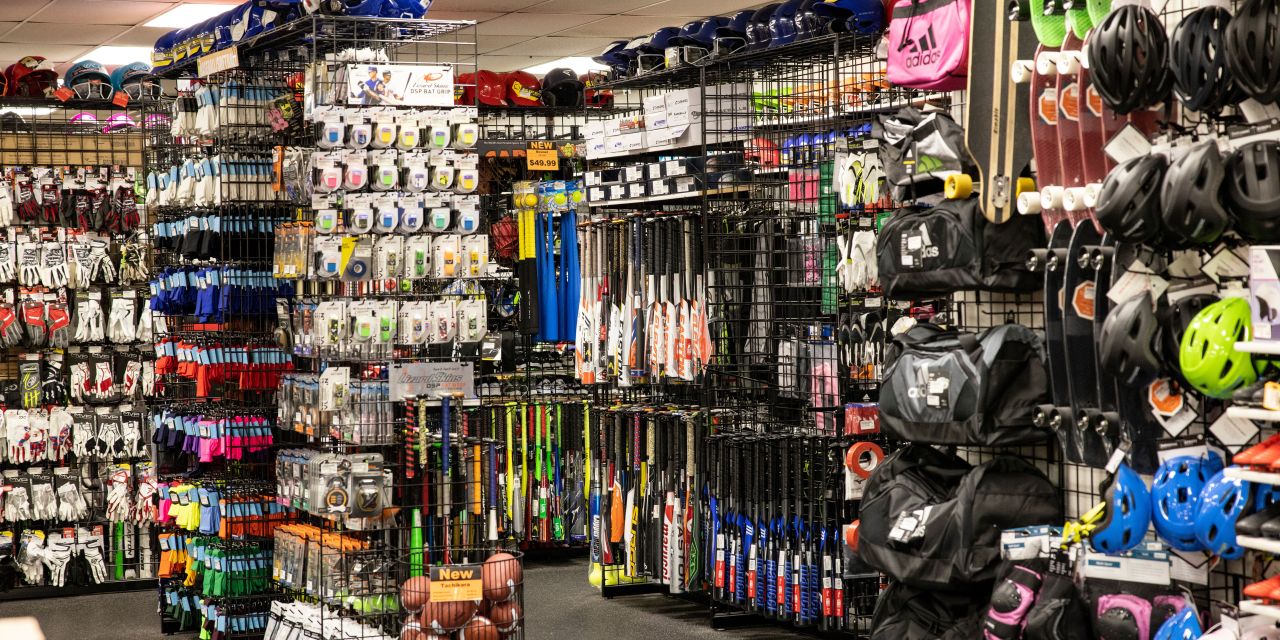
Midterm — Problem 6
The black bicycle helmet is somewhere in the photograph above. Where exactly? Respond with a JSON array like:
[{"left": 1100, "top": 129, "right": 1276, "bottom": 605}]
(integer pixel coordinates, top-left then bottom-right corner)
[
  {"left": 1159, "top": 293, "right": 1218, "bottom": 377},
  {"left": 1100, "top": 294, "right": 1163, "bottom": 387},
  {"left": 1225, "top": 141, "right": 1280, "bottom": 242},
  {"left": 1171, "top": 6, "right": 1240, "bottom": 113},
  {"left": 1095, "top": 154, "right": 1167, "bottom": 244},
  {"left": 1225, "top": 0, "right": 1280, "bottom": 104},
  {"left": 1161, "top": 141, "right": 1229, "bottom": 246},
  {"left": 1086, "top": 4, "right": 1173, "bottom": 114}
]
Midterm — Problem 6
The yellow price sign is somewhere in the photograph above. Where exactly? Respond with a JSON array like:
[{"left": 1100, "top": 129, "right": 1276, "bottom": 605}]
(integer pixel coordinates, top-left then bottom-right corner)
[
  {"left": 430, "top": 564, "right": 483, "bottom": 602},
  {"left": 526, "top": 140, "right": 559, "bottom": 171}
]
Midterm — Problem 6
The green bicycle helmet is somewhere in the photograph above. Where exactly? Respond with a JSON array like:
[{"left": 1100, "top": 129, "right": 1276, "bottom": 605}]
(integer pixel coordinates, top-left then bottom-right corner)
[{"left": 1179, "top": 298, "right": 1257, "bottom": 399}]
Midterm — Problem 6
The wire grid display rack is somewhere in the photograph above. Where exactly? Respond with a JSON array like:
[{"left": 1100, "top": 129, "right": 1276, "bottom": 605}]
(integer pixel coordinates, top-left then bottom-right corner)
[{"left": 0, "top": 97, "right": 159, "bottom": 600}]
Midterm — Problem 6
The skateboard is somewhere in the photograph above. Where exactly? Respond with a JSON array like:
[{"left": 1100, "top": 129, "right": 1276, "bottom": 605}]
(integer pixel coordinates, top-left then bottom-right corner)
[
  {"left": 1031, "top": 221, "right": 1080, "bottom": 463},
  {"left": 1062, "top": 221, "right": 1107, "bottom": 466},
  {"left": 1015, "top": 46, "right": 1068, "bottom": 234},
  {"left": 944, "top": 0, "right": 1038, "bottom": 223},
  {"left": 1063, "top": 33, "right": 1109, "bottom": 231},
  {"left": 1090, "top": 234, "right": 1124, "bottom": 463},
  {"left": 1044, "top": 32, "right": 1090, "bottom": 228}
]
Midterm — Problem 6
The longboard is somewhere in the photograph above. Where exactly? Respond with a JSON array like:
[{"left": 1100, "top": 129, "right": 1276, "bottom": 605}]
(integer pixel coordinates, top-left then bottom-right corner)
[
  {"left": 1046, "top": 33, "right": 1090, "bottom": 228},
  {"left": 1031, "top": 221, "right": 1080, "bottom": 463},
  {"left": 1067, "top": 34, "right": 1109, "bottom": 231},
  {"left": 946, "top": 0, "right": 1037, "bottom": 222},
  {"left": 1062, "top": 221, "right": 1107, "bottom": 466},
  {"left": 1017, "top": 46, "right": 1067, "bottom": 234},
  {"left": 1091, "top": 235, "right": 1124, "bottom": 461}
]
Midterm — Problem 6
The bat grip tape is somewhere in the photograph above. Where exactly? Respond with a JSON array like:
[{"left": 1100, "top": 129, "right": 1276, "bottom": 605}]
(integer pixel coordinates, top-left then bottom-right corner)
[{"left": 845, "top": 442, "right": 884, "bottom": 479}]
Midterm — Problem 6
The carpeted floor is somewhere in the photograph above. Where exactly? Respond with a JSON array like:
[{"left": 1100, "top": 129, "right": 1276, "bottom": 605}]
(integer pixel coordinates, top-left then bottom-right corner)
[{"left": 0, "top": 556, "right": 812, "bottom": 640}]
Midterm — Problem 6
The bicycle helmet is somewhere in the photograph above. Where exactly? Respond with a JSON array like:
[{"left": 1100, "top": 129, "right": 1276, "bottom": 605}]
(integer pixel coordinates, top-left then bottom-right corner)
[
  {"left": 1095, "top": 154, "right": 1166, "bottom": 244},
  {"left": 1161, "top": 142, "right": 1229, "bottom": 247},
  {"left": 748, "top": 4, "right": 783, "bottom": 50},
  {"left": 1099, "top": 294, "right": 1163, "bottom": 386},
  {"left": 1151, "top": 453, "right": 1223, "bottom": 551},
  {"left": 1194, "top": 469, "right": 1251, "bottom": 558},
  {"left": 1085, "top": 4, "right": 1172, "bottom": 114},
  {"left": 1171, "top": 7, "right": 1239, "bottom": 114},
  {"left": 1226, "top": 0, "right": 1280, "bottom": 105},
  {"left": 1154, "top": 607, "right": 1202, "bottom": 640},
  {"left": 1180, "top": 298, "right": 1256, "bottom": 399},
  {"left": 1159, "top": 293, "right": 1217, "bottom": 376},
  {"left": 1225, "top": 141, "right": 1280, "bottom": 243},
  {"left": 1091, "top": 463, "right": 1152, "bottom": 554}
]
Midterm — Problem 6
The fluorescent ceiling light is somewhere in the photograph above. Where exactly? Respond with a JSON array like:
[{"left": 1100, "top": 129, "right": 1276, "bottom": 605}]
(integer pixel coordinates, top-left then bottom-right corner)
[
  {"left": 523, "top": 57, "right": 608, "bottom": 76},
  {"left": 77, "top": 46, "right": 156, "bottom": 66},
  {"left": 144, "top": 3, "right": 236, "bottom": 29}
]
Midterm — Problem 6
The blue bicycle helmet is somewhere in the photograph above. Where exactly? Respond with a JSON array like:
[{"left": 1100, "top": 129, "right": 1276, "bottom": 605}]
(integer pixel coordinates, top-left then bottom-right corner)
[
  {"left": 770, "top": 0, "right": 806, "bottom": 46},
  {"left": 1194, "top": 469, "right": 1251, "bottom": 559},
  {"left": 748, "top": 4, "right": 783, "bottom": 50},
  {"left": 1154, "top": 607, "right": 1201, "bottom": 640},
  {"left": 1091, "top": 463, "right": 1152, "bottom": 554},
  {"left": 1151, "top": 453, "right": 1222, "bottom": 551}
]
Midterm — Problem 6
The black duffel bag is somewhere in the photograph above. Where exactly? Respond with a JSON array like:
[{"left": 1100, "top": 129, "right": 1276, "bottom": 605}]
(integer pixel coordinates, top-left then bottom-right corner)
[{"left": 858, "top": 445, "right": 1062, "bottom": 590}]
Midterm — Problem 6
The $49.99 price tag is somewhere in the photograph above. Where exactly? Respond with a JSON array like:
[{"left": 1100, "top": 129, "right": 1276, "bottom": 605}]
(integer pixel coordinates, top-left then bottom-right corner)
[{"left": 526, "top": 140, "right": 559, "bottom": 171}]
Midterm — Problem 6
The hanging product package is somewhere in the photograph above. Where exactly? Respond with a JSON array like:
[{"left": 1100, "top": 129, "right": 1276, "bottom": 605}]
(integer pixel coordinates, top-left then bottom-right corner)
[
  {"left": 878, "top": 198, "right": 1043, "bottom": 298},
  {"left": 878, "top": 322, "right": 1050, "bottom": 446},
  {"left": 856, "top": 444, "right": 1061, "bottom": 590},
  {"left": 873, "top": 108, "right": 976, "bottom": 200},
  {"left": 885, "top": 0, "right": 971, "bottom": 90}
]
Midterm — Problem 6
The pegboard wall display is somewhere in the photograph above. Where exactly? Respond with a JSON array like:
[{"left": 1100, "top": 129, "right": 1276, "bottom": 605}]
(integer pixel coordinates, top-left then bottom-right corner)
[{"left": 4, "top": 0, "right": 1280, "bottom": 638}]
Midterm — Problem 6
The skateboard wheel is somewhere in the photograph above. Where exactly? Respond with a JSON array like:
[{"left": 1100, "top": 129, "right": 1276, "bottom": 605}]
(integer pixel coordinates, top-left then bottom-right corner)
[
  {"left": 1062, "top": 187, "right": 1087, "bottom": 212},
  {"left": 1036, "top": 52, "right": 1060, "bottom": 76},
  {"left": 1056, "top": 51, "right": 1081, "bottom": 75},
  {"left": 944, "top": 174, "right": 973, "bottom": 199},
  {"left": 1040, "top": 186, "right": 1064, "bottom": 209},
  {"left": 1015, "top": 177, "right": 1036, "bottom": 198},
  {"left": 1010, "top": 60, "right": 1034, "bottom": 83},
  {"left": 1017, "top": 191, "right": 1042, "bottom": 214},
  {"left": 1082, "top": 183, "right": 1102, "bottom": 208}
]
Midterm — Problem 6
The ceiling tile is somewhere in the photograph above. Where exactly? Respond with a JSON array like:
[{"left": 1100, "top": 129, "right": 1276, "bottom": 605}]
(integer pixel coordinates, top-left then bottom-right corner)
[
  {"left": 488, "top": 35, "right": 620, "bottom": 57},
  {"left": 477, "top": 35, "right": 531, "bottom": 53},
  {"left": 4, "top": 23, "right": 131, "bottom": 46},
  {"left": 526, "top": 0, "right": 664, "bottom": 12},
  {"left": 39, "top": 0, "right": 175, "bottom": 26},
  {"left": 480, "top": 55, "right": 559, "bottom": 72},
  {"left": 480, "top": 12, "right": 608, "bottom": 35},
  {"left": 425, "top": 11, "right": 503, "bottom": 22},
  {"left": 110, "top": 26, "right": 177, "bottom": 47},
  {"left": 0, "top": 0, "right": 55, "bottom": 22},
  {"left": 625, "top": 0, "right": 765, "bottom": 15},
  {"left": 567, "top": 14, "right": 700, "bottom": 37},
  {"left": 0, "top": 43, "right": 93, "bottom": 65},
  {"left": 429, "top": 0, "right": 547, "bottom": 11}
]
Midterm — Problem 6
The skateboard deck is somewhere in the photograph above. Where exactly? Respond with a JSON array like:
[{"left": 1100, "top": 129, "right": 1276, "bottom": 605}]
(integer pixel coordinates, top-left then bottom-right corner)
[
  {"left": 1074, "top": 38, "right": 1109, "bottom": 231},
  {"left": 1023, "top": 45, "right": 1067, "bottom": 234},
  {"left": 1062, "top": 221, "right": 1107, "bottom": 466},
  {"left": 1091, "top": 234, "right": 1123, "bottom": 462},
  {"left": 949, "top": 0, "right": 1038, "bottom": 223},
  {"left": 1051, "top": 33, "right": 1090, "bottom": 227},
  {"left": 1033, "top": 221, "right": 1080, "bottom": 463}
]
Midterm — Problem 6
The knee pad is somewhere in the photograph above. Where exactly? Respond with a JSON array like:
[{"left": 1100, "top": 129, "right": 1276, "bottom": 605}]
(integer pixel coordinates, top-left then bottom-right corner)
[
  {"left": 985, "top": 565, "right": 1044, "bottom": 639},
  {"left": 1095, "top": 594, "right": 1152, "bottom": 640}
]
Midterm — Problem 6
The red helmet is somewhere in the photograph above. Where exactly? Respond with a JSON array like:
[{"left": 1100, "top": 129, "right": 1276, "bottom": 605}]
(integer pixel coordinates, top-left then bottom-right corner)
[
  {"left": 455, "top": 72, "right": 476, "bottom": 105},
  {"left": 6, "top": 56, "right": 57, "bottom": 97},
  {"left": 475, "top": 69, "right": 507, "bottom": 107},
  {"left": 581, "top": 72, "right": 614, "bottom": 108},
  {"left": 745, "top": 137, "right": 780, "bottom": 167},
  {"left": 503, "top": 70, "right": 541, "bottom": 107}
]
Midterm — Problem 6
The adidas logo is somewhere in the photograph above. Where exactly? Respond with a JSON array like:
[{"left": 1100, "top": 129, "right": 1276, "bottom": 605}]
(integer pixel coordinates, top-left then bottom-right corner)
[{"left": 899, "top": 25, "right": 941, "bottom": 68}]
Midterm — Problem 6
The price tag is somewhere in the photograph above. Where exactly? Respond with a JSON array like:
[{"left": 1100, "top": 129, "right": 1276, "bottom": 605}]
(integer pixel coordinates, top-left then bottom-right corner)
[
  {"left": 112, "top": 92, "right": 129, "bottom": 108},
  {"left": 430, "top": 564, "right": 483, "bottom": 602},
  {"left": 526, "top": 141, "right": 559, "bottom": 171}
]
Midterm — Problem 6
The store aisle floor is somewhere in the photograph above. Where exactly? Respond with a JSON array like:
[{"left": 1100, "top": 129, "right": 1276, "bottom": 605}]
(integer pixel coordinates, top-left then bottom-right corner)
[{"left": 0, "top": 555, "right": 809, "bottom": 640}]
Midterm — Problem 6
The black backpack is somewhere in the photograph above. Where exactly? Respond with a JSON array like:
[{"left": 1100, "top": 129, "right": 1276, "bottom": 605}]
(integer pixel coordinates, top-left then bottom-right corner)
[
  {"left": 880, "top": 322, "right": 1051, "bottom": 446},
  {"left": 870, "top": 579, "right": 989, "bottom": 640},
  {"left": 858, "top": 445, "right": 1062, "bottom": 590}
]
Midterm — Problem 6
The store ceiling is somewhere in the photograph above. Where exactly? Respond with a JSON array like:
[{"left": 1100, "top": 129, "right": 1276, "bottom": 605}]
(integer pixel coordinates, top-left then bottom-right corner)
[{"left": 0, "top": 0, "right": 764, "bottom": 75}]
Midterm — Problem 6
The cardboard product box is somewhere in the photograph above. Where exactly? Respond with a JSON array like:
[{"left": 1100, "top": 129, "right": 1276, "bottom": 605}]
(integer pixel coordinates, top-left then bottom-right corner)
[
  {"left": 671, "top": 173, "right": 705, "bottom": 194},
  {"left": 649, "top": 177, "right": 672, "bottom": 197},
  {"left": 606, "top": 136, "right": 625, "bottom": 155},
  {"left": 662, "top": 156, "right": 706, "bottom": 177},
  {"left": 620, "top": 132, "right": 645, "bottom": 151},
  {"left": 587, "top": 186, "right": 608, "bottom": 203},
  {"left": 645, "top": 163, "right": 664, "bottom": 181},
  {"left": 608, "top": 184, "right": 627, "bottom": 201},
  {"left": 1250, "top": 246, "right": 1280, "bottom": 340},
  {"left": 625, "top": 181, "right": 648, "bottom": 199},
  {"left": 604, "top": 118, "right": 623, "bottom": 136},
  {"left": 623, "top": 165, "right": 645, "bottom": 183}
]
